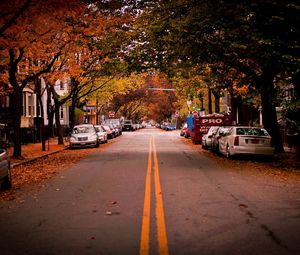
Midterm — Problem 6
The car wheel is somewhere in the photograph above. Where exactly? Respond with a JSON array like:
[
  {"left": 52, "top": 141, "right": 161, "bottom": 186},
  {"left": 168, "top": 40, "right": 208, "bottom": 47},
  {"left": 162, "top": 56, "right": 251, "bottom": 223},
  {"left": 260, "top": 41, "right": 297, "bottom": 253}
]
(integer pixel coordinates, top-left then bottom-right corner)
[
  {"left": 214, "top": 143, "right": 220, "bottom": 154},
  {"left": 226, "top": 145, "right": 231, "bottom": 159},
  {"left": 95, "top": 141, "right": 100, "bottom": 148},
  {"left": 1, "top": 167, "right": 12, "bottom": 190}
]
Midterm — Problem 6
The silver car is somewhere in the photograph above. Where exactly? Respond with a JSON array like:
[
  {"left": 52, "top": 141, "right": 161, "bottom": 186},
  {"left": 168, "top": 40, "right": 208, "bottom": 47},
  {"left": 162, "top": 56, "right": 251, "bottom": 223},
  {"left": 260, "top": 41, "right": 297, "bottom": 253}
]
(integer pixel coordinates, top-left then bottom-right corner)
[
  {"left": 70, "top": 124, "right": 99, "bottom": 148},
  {"left": 202, "top": 126, "right": 219, "bottom": 149},
  {"left": 218, "top": 126, "right": 274, "bottom": 158},
  {"left": 94, "top": 125, "right": 108, "bottom": 144},
  {"left": 0, "top": 149, "right": 11, "bottom": 189}
]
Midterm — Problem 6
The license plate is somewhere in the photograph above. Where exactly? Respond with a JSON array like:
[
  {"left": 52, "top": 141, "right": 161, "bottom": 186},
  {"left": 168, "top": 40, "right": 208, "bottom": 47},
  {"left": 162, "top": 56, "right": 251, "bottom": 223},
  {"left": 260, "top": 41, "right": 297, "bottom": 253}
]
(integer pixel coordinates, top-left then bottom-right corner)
[{"left": 251, "top": 139, "right": 259, "bottom": 144}]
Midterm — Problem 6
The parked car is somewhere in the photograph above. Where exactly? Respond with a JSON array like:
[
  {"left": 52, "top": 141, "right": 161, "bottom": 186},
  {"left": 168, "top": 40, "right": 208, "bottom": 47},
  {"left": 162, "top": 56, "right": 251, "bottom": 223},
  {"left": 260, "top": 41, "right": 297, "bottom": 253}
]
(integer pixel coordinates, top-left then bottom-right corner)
[
  {"left": 0, "top": 148, "right": 11, "bottom": 189},
  {"left": 202, "top": 126, "right": 219, "bottom": 149},
  {"left": 103, "top": 119, "right": 123, "bottom": 132},
  {"left": 166, "top": 123, "right": 176, "bottom": 131},
  {"left": 108, "top": 124, "right": 118, "bottom": 137},
  {"left": 112, "top": 124, "right": 122, "bottom": 136},
  {"left": 180, "top": 123, "right": 190, "bottom": 138},
  {"left": 180, "top": 123, "right": 187, "bottom": 136},
  {"left": 211, "top": 126, "right": 231, "bottom": 153},
  {"left": 94, "top": 125, "right": 108, "bottom": 144},
  {"left": 218, "top": 126, "right": 274, "bottom": 159},
  {"left": 102, "top": 125, "right": 115, "bottom": 139},
  {"left": 70, "top": 124, "right": 99, "bottom": 148},
  {"left": 123, "top": 120, "right": 134, "bottom": 131}
]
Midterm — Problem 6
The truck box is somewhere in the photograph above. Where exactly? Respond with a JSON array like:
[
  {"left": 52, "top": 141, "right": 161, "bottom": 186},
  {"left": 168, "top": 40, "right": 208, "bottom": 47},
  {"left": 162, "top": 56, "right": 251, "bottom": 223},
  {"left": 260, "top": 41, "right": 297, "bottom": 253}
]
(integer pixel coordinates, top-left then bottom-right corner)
[{"left": 187, "top": 114, "right": 232, "bottom": 144}]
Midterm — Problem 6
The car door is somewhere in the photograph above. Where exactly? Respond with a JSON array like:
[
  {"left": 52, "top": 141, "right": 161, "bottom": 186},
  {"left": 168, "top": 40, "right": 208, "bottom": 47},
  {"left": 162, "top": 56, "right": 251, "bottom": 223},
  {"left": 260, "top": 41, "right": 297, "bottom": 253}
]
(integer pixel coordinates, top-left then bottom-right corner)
[
  {"left": 218, "top": 127, "right": 232, "bottom": 154},
  {"left": 0, "top": 149, "right": 8, "bottom": 179}
]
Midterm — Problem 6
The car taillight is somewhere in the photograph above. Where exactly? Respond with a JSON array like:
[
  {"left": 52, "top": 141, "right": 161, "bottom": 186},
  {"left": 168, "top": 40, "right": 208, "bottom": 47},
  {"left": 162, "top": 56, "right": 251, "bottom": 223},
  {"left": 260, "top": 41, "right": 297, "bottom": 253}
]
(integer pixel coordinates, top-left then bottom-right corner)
[{"left": 234, "top": 136, "right": 239, "bottom": 146}]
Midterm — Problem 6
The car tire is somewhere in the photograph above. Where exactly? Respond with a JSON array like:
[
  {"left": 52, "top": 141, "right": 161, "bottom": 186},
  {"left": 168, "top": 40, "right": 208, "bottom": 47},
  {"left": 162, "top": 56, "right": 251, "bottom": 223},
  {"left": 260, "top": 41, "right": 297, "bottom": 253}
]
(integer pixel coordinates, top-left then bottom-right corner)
[
  {"left": 95, "top": 141, "right": 100, "bottom": 148},
  {"left": 1, "top": 167, "right": 12, "bottom": 190},
  {"left": 214, "top": 143, "right": 220, "bottom": 154}
]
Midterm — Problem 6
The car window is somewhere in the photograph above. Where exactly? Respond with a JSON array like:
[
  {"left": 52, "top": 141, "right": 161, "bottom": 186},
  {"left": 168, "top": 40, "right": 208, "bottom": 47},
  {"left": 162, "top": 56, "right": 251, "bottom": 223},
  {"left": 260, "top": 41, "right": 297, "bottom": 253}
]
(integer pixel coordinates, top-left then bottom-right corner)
[
  {"left": 219, "top": 127, "right": 230, "bottom": 136},
  {"left": 95, "top": 126, "right": 104, "bottom": 132},
  {"left": 103, "top": 125, "right": 112, "bottom": 131},
  {"left": 236, "top": 128, "right": 269, "bottom": 136},
  {"left": 73, "top": 126, "right": 95, "bottom": 134}
]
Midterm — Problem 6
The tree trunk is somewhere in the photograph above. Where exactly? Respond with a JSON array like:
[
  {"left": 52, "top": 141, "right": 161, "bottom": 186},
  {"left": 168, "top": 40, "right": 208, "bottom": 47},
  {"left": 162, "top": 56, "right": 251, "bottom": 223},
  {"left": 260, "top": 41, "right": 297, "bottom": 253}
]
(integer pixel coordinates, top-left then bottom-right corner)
[
  {"left": 12, "top": 89, "right": 22, "bottom": 157},
  {"left": 260, "top": 71, "right": 284, "bottom": 153},
  {"left": 54, "top": 102, "right": 64, "bottom": 145},
  {"left": 46, "top": 86, "right": 55, "bottom": 137},
  {"left": 69, "top": 78, "right": 79, "bottom": 129},
  {"left": 208, "top": 88, "right": 212, "bottom": 114},
  {"left": 230, "top": 93, "right": 237, "bottom": 124},
  {"left": 212, "top": 90, "right": 220, "bottom": 113},
  {"left": 35, "top": 78, "right": 46, "bottom": 151}
]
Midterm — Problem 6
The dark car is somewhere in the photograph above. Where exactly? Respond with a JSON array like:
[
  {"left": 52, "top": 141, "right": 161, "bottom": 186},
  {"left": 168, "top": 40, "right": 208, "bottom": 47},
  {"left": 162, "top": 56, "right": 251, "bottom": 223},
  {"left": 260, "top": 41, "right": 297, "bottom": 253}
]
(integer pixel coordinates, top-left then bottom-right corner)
[
  {"left": 0, "top": 149, "right": 11, "bottom": 189},
  {"left": 166, "top": 123, "right": 176, "bottom": 131},
  {"left": 102, "top": 125, "right": 115, "bottom": 139},
  {"left": 123, "top": 120, "right": 134, "bottom": 131}
]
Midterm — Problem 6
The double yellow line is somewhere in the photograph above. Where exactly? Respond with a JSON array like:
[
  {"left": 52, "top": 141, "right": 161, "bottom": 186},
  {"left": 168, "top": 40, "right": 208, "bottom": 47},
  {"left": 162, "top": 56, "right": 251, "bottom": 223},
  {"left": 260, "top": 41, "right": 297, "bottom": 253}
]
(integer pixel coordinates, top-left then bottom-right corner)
[{"left": 140, "top": 136, "right": 169, "bottom": 255}]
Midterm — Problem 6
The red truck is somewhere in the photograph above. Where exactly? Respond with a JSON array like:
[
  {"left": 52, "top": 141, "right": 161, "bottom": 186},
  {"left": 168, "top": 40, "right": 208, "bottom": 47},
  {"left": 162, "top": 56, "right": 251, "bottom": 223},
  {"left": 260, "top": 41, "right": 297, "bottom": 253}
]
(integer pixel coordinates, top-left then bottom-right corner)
[{"left": 187, "top": 114, "right": 232, "bottom": 144}]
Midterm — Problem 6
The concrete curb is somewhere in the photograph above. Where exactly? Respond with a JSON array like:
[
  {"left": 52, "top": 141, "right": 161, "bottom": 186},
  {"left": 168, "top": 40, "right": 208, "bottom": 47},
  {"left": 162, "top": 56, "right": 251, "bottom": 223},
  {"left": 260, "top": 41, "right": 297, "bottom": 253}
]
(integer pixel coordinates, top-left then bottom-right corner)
[{"left": 11, "top": 147, "right": 69, "bottom": 169}]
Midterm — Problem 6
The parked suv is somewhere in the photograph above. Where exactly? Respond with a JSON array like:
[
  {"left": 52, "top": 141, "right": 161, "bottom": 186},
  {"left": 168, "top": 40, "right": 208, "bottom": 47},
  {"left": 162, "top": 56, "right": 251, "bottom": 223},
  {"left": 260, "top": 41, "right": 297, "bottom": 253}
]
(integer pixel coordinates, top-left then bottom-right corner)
[
  {"left": 123, "top": 120, "right": 134, "bottom": 131},
  {"left": 0, "top": 148, "right": 11, "bottom": 189}
]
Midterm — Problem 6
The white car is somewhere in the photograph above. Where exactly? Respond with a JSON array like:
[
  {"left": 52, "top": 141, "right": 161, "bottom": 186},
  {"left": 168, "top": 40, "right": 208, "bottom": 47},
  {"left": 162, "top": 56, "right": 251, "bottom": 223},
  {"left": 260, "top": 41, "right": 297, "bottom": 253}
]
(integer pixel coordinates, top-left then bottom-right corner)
[
  {"left": 202, "top": 126, "right": 219, "bottom": 149},
  {"left": 218, "top": 126, "right": 274, "bottom": 158},
  {"left": 70, "top": 124, "right": 99, "bottom": 148},
  {"left": 94, "top": 125, "right": 108, "bottom": 144},
  {"left": 0, "top": 149, "right": 11, "bottom": 189}
]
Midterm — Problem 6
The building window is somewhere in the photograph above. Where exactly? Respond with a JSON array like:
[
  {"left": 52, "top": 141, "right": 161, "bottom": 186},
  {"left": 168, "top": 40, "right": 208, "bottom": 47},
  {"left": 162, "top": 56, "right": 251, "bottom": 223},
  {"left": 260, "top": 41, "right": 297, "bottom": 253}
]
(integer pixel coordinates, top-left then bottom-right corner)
[
  {"left": 28, "top": 94, "right": 32, "bottom": 116},
  {"left": 60, "top": 81, "right": 64, "bottom": 90},
  {"left": 22, "top": 93, "right": 26, "bottom": 116}
]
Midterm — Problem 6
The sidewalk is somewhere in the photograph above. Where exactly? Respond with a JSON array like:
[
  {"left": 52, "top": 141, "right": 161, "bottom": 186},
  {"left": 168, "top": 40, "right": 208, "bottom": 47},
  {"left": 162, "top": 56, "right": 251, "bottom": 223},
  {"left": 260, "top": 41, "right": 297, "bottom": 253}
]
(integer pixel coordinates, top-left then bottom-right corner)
[{"left": 8, "top": 138, "right": 69, "bottom": 167}]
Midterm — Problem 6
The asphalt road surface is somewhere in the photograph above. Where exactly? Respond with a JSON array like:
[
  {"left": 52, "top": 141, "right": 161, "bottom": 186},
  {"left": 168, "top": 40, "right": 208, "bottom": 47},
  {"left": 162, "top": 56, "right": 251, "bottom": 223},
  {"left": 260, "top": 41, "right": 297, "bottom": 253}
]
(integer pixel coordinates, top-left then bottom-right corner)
[{"left": 1, "top": 128, "right": 300, "bottom": 255}]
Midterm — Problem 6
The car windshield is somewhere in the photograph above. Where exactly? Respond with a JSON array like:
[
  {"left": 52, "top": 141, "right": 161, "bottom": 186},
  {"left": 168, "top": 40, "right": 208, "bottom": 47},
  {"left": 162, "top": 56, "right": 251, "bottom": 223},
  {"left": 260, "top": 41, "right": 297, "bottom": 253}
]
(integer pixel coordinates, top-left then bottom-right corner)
[
  {"left": 236, "top": 128, "right": 269, "bottom": 136},
  {"left": 104, "top": 119, "right": 120, "bottom": 125},
  {"left": 102, "top": 125, "right": 111, "bottom": 131},
  {"left": 94, "top": 126, "right": 103, "bottom": 132},
  {"left": 73, "top": 126, "right": 95, "bottom": 134}
]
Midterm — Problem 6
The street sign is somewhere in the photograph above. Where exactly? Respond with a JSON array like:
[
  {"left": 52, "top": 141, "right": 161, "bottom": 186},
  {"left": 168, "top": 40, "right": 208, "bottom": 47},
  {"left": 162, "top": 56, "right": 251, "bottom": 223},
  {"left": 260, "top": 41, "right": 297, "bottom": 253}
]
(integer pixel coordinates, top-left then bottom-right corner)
[{"left": 108, "top": 111, "right": 115, "bottom": 118}]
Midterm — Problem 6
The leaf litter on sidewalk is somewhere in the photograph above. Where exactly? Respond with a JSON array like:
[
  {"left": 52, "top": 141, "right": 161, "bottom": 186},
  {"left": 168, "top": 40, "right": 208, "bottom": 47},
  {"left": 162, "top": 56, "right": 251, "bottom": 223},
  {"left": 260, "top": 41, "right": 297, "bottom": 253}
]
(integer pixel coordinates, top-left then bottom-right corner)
[{"left": 0, "top": 148, "right": 97, "bottom": 201}]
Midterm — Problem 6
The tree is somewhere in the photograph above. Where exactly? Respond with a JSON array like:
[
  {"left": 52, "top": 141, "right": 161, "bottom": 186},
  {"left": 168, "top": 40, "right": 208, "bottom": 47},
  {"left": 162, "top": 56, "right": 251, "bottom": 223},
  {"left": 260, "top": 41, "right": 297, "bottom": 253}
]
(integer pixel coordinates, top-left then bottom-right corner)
[
  {"left": 1, "top": 0, "right": 134, "bottom": 154},
  {"left": 0, "top": 0, "right": 85, "bottom": 156},
  {"left": 129, "top": 0, "right": 300, "bottom": 152}
]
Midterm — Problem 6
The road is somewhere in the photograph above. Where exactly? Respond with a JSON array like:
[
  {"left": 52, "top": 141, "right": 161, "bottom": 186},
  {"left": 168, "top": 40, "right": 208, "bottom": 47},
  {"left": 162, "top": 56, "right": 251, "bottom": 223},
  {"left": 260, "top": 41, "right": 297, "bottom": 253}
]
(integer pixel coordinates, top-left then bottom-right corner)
[{"left": 0, "top": 128, "right": 300, "bottom": 255}]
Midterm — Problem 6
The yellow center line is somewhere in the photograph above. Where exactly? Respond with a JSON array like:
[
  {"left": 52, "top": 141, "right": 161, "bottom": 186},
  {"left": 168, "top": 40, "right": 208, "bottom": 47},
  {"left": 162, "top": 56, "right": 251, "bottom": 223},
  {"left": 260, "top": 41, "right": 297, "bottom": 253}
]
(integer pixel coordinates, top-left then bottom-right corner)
[
  {"left": 140, "top": 136, "right": 153, "bottom": 255},
  {"left": 140, "top": 136, "right": 169, "bottom": 255},
  {"left": 153, "top": 137, "right": 169, "bottom": 255}
]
